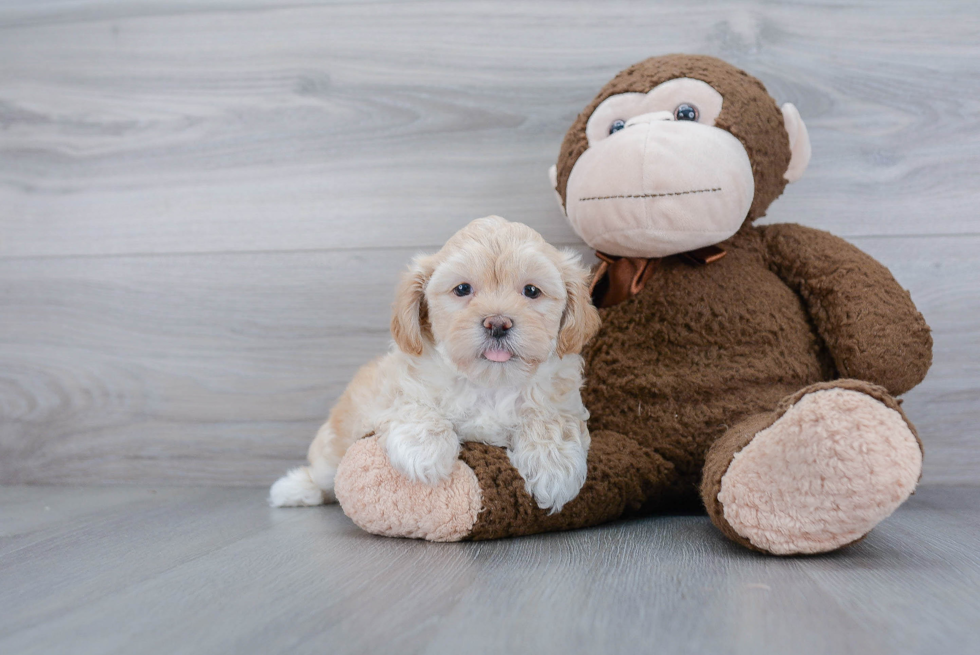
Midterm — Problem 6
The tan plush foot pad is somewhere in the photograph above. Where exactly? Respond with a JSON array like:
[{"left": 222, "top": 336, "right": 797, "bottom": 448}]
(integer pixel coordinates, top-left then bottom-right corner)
[
  {"left": 333, "top": 436, "right": 482, "bottom": 542},
  {"left": 718, "top": 389, "right": 922, "bottom": 555}
]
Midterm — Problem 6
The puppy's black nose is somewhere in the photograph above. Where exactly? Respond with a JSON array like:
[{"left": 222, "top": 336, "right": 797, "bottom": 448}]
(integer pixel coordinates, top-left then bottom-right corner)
[{"left": 483, "top": 316, "right": 513, "bottom": 339}]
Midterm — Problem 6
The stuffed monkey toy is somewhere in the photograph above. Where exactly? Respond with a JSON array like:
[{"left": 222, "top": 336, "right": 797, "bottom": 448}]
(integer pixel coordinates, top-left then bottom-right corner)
[{"left": 334, "top": 54, "right": 932, "bottom": 555}]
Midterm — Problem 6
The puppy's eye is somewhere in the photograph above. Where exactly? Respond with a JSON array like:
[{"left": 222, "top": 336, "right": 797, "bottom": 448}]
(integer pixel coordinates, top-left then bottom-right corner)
[
  {"left": 523, "top": 284, "right": 541, "bottom": 299},
  {"left": 609, "top": 119, "right": 626, "bottom": 135},
  {"left": 453, "top": 283, "right": 472, "bottom": 297},
  {"left": 674, "top": 103, "right": 699, "bottom": 121}
]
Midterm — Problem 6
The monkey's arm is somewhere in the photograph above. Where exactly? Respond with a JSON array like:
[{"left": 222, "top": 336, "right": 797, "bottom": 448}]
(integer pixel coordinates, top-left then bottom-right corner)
[
  {"left": 761, "top": 223, "right": 932, "bottom": 396},
  {"left": 334, "top": 430, "right": 678, "bottom": 541}
]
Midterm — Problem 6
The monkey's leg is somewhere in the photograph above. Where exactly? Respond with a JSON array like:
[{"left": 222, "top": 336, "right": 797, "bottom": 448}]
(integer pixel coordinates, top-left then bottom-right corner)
[
  {"left": 334, "top": 430, "right": 676, "bottom": 541},
  {"left": 700, "top": 379, "right": 923, "bottom": 555}
]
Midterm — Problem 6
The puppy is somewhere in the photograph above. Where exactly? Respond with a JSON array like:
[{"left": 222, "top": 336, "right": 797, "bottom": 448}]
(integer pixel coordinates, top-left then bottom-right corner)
[{"left": 269, "top": 216, "right": 601, "bottom": 513}]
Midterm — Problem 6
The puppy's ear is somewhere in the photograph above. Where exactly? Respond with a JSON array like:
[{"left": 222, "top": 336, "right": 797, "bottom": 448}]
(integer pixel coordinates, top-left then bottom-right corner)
[
  {"left": 556, "top": 250, "right": 602, "bottom": 357},
  {"left": 391, "top": 254, "right": 434, "bottom": 356}
]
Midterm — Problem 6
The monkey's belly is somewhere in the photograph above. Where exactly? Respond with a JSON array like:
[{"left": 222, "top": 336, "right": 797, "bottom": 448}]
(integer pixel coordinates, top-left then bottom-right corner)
[{"left": 582, "top": 251, "right": 833, "bottom": 484}]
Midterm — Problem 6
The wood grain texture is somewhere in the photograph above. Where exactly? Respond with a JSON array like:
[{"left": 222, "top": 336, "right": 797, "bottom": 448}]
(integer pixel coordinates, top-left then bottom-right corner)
[
  {"left": 1, "top": 0, "right": 979, "bottom": 258},
  {"left": 0, "top": 0, "right": 978, "bottom": 485},
  {"left": 1, "top": 485, "right": 979, "bottom": 655},
  {"left": 0, "top": 237, "right": 977, "bottom": 486}
]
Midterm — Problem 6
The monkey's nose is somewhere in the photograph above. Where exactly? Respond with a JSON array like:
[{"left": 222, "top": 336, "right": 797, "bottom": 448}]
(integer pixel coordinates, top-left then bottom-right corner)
[
  {"left": 625, "top": 111, "right": 674, "bottom": 128},
  {"left": 483, "top": 316, "right": 513, "bottom": 339}
]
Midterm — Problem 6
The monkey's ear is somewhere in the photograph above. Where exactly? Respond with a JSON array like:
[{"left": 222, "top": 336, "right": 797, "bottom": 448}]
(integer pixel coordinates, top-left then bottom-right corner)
[
  {"left": 548, "top": 165, "right": 567, "bottom": 216},
  {"left": 781, "top": 103, "right": 811, "bottom": 183},
  {"left": 390, "top": 255, "right": 434, "bottom": 356}
]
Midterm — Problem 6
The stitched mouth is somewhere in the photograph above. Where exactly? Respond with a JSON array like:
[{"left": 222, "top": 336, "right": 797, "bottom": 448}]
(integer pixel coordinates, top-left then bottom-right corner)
[{"left": 578, "top": 187, "right": 721, "bottom": 202}]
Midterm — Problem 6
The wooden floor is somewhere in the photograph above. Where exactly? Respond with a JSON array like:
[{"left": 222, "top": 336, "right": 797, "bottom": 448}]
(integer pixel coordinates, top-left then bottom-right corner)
[{"left": 1, "top": 484, "right": 978, "bottom": 655}]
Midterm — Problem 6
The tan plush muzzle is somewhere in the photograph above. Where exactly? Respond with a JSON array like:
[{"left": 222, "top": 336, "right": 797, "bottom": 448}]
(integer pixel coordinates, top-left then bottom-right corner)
[{"left": 565, "top": 113, "right": 754, "bottom": 258}]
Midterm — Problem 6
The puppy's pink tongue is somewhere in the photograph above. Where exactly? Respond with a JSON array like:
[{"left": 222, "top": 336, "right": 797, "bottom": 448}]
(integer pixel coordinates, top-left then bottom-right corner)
[{"left": 484, "top": 349, "right": 512, "bottom": 362}]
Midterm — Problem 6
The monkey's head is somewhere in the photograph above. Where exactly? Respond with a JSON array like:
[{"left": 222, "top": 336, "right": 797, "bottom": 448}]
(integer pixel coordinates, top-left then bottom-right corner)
[{"left": 551, "top": 54, "right": 811, "bottom": 258}]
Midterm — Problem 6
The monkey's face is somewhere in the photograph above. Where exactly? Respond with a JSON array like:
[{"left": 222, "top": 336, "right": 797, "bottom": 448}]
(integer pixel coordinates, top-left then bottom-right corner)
[
  {"left": 566, "top": 78, "right": 753, "bottom": 258},
  {"left": 553, "top": 56, "right": 811, "bottom": 259}
]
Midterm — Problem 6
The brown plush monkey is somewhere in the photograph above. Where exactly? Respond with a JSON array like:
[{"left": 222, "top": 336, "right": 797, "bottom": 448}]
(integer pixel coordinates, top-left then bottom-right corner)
[{"left": 334, "top": 55, "right": 933, "bottom": 555}]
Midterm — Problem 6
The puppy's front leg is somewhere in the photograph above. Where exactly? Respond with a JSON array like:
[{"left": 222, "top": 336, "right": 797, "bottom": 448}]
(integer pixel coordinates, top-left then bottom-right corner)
[
  {"left": 380, "top": 406, "right": 461, "bottom": 486},
  {"left": 508, "top": 413, "right": 589, "bottom": 514}
]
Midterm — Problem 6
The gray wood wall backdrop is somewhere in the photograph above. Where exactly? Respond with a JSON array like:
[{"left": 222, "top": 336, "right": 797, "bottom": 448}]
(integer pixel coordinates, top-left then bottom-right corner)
[{"left": 1, "top": 0, "right": 978, "bottom": 487}]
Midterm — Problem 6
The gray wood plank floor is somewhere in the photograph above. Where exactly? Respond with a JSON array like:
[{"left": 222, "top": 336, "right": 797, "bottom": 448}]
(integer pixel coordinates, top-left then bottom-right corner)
[
  {"left": 1, "top": 1, "right": 979, "bottom": 485},
  {"left": 1, "top": 484, "right": 978, "bottom": 655}
]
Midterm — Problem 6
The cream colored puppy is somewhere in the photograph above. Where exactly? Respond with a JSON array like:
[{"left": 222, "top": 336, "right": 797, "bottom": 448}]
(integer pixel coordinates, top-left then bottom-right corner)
[{"left": 269, "top": 216, "right": 601, "bottom": 513}]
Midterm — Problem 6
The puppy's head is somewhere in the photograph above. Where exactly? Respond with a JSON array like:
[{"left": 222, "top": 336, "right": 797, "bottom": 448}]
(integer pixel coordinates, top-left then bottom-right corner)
[{"left": 391, "top": 216, "right": 601, "bottom": 385}]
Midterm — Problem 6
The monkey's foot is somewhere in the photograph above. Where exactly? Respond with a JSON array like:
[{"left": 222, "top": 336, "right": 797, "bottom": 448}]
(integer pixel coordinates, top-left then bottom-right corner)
[
  {"left": 333, "top": 436, "right": 482, "bottom": 542},
  {"left": 709, "top": 382, "right": 922, "bottom": 555}
]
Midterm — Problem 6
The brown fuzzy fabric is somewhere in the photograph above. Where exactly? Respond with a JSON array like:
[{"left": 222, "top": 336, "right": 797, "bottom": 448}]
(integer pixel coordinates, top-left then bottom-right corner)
[
  {"left": 762, "top": 224, "right": 933, "bottom": 396},
  {"left": 582, "top": 226, "right": 834, "bottom": 493},
  {"left": 556, "top": 54, "right": 791, "bottom": 221},
  {"left": 460, "top": 431, "right": 676, "bottom": 540}
]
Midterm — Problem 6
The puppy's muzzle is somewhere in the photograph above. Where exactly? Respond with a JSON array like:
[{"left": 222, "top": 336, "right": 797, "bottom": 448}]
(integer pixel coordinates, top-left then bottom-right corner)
[{"left": 483, "top": 315, "right": 513, "bottom": 340}]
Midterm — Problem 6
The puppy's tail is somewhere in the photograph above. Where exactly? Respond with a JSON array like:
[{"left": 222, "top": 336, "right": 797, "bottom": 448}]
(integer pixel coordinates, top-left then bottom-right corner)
[{"left": 268, "top": 464, "right": 336, "bottom": 507}]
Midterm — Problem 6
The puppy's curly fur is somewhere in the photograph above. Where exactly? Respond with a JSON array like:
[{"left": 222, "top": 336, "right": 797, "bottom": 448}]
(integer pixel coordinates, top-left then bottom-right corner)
[{"left": 270, "top": 216, "right": 601, "bottom": 513}]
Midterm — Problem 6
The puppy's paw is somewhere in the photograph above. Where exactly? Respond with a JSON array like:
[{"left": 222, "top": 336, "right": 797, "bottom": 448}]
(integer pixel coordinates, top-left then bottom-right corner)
[
  {"left": 383, "top": 422, "right": 461, "bottom": 486},
  {"left": 508, "top": 438, "right": 588, "bottom": 514}
]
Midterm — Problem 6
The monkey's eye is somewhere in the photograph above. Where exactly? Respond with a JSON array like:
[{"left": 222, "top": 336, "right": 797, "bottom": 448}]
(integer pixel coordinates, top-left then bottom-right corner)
[
  {"left": 523, "top": 285, "right": 541, "bottom": 299},
  {"left": 608, "top": 119, "right": 626, "bottom": 135},
  {"left": 453, "top": 283, "right": 472, "bottom": 297},
  {"left": 674, "top": 104, "right": 699, "bottom": 121}
]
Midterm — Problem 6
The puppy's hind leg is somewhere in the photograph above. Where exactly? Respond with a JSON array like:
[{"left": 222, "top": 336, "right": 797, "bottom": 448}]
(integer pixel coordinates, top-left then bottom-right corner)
[{"left": 269, "top": 422, "right": 344, "bottom": 507}]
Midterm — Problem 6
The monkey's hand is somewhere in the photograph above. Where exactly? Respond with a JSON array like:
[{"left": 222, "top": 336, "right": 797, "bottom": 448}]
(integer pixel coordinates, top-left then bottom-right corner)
[{"left": 762, "top": 223, "right": 932, "bottom": 396}]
